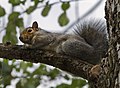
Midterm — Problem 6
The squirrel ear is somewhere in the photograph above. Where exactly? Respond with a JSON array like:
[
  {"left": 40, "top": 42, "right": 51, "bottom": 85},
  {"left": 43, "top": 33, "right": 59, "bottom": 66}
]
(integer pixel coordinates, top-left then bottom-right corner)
[{"left": 32, "top": 21, "right": 38, "bottom": 28}]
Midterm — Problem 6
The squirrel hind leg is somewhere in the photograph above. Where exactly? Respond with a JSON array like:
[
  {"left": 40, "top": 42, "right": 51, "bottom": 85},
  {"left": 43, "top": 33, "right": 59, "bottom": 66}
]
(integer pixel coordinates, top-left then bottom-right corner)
[
  {"left": 56, "top": 39, "right": 100, "bottom": 64},
  {"left": 60, "top": 39, "right": 94, "bottom": 57}
]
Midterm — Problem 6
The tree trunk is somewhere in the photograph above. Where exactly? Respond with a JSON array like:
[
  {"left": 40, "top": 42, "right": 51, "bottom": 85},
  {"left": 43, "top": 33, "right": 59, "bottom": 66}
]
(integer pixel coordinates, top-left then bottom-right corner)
[{"left": 90, "top": 0, "right": 120, "bottom": 88}]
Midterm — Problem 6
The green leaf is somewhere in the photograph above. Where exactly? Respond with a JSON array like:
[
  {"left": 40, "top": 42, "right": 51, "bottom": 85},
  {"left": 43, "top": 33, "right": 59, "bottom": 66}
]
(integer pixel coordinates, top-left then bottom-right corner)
[
  {"left": 56, "top": 83, "right": 70, "bottom": 88},
  {"left": 48, "top": 68, "right": 60, "bottom": 79},
  {"left": 2, "top": 59, "right": 12, "bottom": 77},
  {"left": 9, "top": 0, "right": 21, "bottom": 6},
  {"left": 0, "top": 6, "right": 6, "bottom": 17},
  {"left": 20, "top": 78, "right": 40, "bottom": 88},
  {"left": 20, "top": 61, "right": 28, "bottom": 71},
  {"left": 64, "top": 75, "right": 70, "bottom": 80},
  {"left": 8, "top": 12, "right": 24, "bottom": 28},
  {"left": 17, "top": 77, "right": 40, "bottom": 88},
  {"left": 32, "top": 64, "right": 48, "bottom": 76},
  {"left": 41, "top": 3, "right": 51, "bottom": 17},
  {"left": 27, "top": 78, "right": 40, "bottom": 88},
  {"left": 26, "top": 6, "right": 36, "bottom": 14},
  {"left": 2, "top": 12, "right": 22, "bottom": 44},
  {"left": 21, "top": 0, "right": 26, "bottom": 5},
  {"left": 27, "top": 62, "right": 33, "bottom": 67},
  {"left": 71, "top": 78, "right": 87, "bottom": 88},
  {"left": 8, "top": 12, "right": 20, "bottom": 20},
  {"left": 1, "top": 61, "right": 13, "bottom": 87},
  {"left": 3, "top": 76, "right": 12, "bottom": 87},
  {"left": 61, "top": 2, "right": 70, "bottom": 11},
  {"left": 16, "top": 18, "right": 24, "bottom": 28},
  {"left": 3, "top": 34, "right": 18, "bottom": 44},
  {"left": 3, "top": 20, "right": 17, "bottom": 44},
  {"left": 16, "top": 80, "right": 22, "bottom": 88},
  {"left": 6, "top": 21, "right": 16, "bottom": 33},
  {"left": 34, "top": 0, "right": 39, "bottom": 6},
  {"left": 58, "top": 12, "right": 69, "bottom": 26}
]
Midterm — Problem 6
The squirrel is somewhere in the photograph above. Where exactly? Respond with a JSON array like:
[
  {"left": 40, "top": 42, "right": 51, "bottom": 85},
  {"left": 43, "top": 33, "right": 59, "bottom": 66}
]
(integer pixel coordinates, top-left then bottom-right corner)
[{"left": 19, "top": 20, "right": 108, "bottom": 65}]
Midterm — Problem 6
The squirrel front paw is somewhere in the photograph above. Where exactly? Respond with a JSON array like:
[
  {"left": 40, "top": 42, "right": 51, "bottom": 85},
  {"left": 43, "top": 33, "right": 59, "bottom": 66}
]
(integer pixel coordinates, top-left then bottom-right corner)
[{"left": 89, "top": 64, "right": 101, "bottom": 81}]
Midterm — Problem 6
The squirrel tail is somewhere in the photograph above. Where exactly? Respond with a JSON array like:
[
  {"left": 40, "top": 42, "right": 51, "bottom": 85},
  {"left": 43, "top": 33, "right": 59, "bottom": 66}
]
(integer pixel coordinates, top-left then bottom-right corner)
[{"left": 74, "top": 19, "right": 108, "bottom": 58}]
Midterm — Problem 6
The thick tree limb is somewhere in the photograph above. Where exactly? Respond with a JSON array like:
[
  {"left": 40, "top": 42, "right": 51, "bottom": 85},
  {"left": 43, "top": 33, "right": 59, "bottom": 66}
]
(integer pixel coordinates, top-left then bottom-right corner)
[{"left": 0, "top": 43, "right": 93, "bottom": 79}]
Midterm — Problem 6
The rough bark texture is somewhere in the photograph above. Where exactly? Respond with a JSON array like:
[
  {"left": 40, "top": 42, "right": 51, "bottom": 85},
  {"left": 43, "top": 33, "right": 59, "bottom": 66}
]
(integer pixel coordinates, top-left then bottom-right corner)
[
  {"left": 104, "top": 0, "right": 120, "bottom": 87},
  {"left": 90, "top": 0, "right": 120, "bottom": 88},
  {"left": 0, "top": 43, "right": 93, "bottom": 80}
]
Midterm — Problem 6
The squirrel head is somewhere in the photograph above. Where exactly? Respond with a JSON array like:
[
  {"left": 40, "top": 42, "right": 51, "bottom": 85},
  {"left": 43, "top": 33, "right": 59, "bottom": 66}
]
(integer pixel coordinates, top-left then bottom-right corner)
[{"left": 19, "top": 21, "right": 39, "bottom": 44}]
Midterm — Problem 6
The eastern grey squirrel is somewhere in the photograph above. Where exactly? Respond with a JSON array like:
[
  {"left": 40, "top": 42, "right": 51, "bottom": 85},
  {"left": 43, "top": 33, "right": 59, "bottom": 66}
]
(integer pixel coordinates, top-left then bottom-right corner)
[{"left": 19, "top": 20, "right": 108, "bottom": 65}]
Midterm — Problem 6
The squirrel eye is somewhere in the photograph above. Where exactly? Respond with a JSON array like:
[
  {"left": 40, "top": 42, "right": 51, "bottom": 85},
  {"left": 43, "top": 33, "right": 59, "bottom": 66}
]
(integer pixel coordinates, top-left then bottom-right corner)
[{"left": 27, "top": 29, "right": 32, "bottom": 33}]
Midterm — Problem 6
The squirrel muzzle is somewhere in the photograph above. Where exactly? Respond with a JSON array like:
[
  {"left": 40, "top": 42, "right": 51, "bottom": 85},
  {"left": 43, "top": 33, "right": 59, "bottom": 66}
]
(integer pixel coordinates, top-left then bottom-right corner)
[{"left": 19, "top": 32, "right": 33, "bottom": 44}]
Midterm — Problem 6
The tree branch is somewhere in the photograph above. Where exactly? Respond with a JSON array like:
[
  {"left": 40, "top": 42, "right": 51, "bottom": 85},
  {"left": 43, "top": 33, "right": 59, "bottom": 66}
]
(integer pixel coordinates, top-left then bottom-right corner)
[{"left": 0, "top": 43, "right": 93, "bottom": 79}]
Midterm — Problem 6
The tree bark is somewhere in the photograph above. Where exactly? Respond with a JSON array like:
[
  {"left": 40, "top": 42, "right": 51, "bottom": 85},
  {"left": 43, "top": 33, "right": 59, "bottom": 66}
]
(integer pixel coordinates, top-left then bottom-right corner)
[
  {"left": 90, "top": 0, "right": 120, "bottom": 88},
  {"left": 0, "top": 43, "right": 93, "bottom": 80},
  {"left": 104, "top": 0, "right": 120, "bottom": 87}
]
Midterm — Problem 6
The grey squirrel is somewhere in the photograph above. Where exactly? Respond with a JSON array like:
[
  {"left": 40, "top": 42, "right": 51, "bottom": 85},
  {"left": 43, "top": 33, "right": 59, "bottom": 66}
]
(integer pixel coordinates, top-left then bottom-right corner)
[{"left": 19, "top": 20, "right": 108, "bottom": 65}]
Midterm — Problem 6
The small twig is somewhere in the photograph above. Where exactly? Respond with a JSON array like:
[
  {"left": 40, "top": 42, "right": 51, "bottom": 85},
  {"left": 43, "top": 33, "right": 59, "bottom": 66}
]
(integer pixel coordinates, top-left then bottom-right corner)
[{"left": 20, "top": 0, "right": 84, "bottom": 15}]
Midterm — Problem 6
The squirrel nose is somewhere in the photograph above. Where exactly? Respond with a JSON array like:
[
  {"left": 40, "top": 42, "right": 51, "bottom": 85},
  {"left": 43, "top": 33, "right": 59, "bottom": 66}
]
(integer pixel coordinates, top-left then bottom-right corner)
[{"left": 19, "top": 36, "right": 23, "bottom": 41}]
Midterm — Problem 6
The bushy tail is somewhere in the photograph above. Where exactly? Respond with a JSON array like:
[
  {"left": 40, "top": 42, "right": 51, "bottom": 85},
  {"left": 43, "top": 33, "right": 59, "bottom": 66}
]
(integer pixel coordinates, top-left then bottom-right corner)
[{"left": 74, "top": 19, "right": 108, "bottom": 58}]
